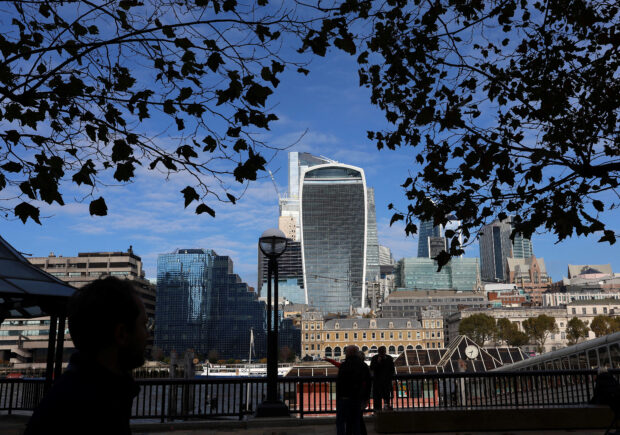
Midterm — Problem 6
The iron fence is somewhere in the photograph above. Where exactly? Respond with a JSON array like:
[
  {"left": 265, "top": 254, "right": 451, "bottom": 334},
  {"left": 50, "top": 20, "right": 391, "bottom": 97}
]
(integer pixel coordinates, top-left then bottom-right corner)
[{"left": 0, "top": 369, "right": 614, "bottom": 421}]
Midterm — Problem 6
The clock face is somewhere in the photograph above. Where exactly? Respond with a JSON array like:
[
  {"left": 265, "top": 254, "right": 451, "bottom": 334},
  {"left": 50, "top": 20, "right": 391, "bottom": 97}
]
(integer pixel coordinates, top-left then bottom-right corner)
[{"left": 465, "top": 345, "right": 479, "bottom": 359}]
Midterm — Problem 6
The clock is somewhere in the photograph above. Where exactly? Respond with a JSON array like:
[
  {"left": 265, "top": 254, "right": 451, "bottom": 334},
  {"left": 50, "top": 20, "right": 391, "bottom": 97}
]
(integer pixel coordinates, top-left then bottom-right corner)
[{"left": 465, "top": 345, "right": 479, "bottom": 359}]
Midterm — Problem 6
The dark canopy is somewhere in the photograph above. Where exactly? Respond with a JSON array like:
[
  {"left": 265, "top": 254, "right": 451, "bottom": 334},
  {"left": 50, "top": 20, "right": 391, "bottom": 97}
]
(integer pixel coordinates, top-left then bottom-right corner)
[{"left": 0, "top": 235, "right": 75, "bottom": 320}]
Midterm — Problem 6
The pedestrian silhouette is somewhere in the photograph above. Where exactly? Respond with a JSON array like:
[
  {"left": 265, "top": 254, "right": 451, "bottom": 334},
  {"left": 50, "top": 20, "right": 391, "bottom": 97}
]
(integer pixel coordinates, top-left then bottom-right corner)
[
  {"left": 370, "top": 346, "right": 395, "bottom": 411},
  {"left": 336, "top": 345, "right": 371, "bottom": 435},
  {"left": 25, "top": 277, "right": 149, "bottom": 435}
]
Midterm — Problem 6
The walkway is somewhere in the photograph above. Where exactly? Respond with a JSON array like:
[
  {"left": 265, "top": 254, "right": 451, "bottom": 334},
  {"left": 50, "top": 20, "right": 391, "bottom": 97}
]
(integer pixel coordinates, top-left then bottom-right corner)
[{"left": 0, "top": 414, "right": 609, "bottom": 435}]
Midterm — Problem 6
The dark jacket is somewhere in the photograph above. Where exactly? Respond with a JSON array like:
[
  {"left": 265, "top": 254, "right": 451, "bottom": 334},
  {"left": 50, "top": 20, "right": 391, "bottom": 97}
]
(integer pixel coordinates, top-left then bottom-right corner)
[
  {"left": 25, "top": 352, "right": 139, "bottom": 435},
  {"left": 337, "top": 355, "right": 371, "bottom": 401},
  {"left": 370, "top": 354, "right": 395, "bottom": 384}
]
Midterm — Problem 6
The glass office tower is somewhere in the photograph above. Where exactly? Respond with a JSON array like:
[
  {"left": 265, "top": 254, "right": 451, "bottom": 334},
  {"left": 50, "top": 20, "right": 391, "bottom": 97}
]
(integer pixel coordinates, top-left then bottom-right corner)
[
  {"left": 301, "top": 164, "right": 367, "bottom": 313},
  {"left": 479, "top": 217, "right": 534, "bottom": 282},
  {"left": 155, "top": 249, "right": 266, "bottom": 359}
]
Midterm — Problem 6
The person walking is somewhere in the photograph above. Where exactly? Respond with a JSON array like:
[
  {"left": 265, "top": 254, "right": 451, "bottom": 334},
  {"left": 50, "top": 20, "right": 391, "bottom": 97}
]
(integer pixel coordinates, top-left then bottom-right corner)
[
  {"left": 370, "top": 346, "right": 395, "bottom": 411},
  {"left": 336, "top": 346, "right": 371, "bottom": 435}
]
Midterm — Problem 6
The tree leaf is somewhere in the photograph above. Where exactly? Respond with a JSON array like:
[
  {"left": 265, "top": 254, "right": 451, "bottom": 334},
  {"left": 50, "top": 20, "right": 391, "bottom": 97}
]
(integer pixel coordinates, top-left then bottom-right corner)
[
  {"left": 89, "top": 197, "right": 108, "bottom": 216},
  {"left": 14, "top": 202, "right": 41, "bottom": 224},
  {"left": 181, "top": 186, "right": 199, "bottom": 208},
  {"left": 195, "top": 203, "right": 215, "bottom": 217}
]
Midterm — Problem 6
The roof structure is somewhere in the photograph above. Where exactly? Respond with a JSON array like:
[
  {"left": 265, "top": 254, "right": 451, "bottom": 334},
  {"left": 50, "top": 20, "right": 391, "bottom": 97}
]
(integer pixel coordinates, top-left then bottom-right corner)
[
  {"left": 323, "top": 317, "right": 422, "bottom": 330},
  {"left": 0, "top": 235, "right": 75, "bottom": 319},
  {"left": 568, "top": 264, "right": 613, "bottom": 279},
  {"left": 393, "top": 335, "right": 528, "bottom": 373}
]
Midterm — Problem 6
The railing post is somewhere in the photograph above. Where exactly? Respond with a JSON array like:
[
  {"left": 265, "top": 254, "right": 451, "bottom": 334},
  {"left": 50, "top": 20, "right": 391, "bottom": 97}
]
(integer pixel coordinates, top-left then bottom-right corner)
[
  {"left": 299, "top": 381, "right": 304, "bottom": 419},
  {"left": 513, "top": 376, "right": 519, "bottom": 408},
  {"left": 160, "top": 383, "right": 167, "bottom": 423},
  {"left": 7, "top": 381, "right": 14, "bottom": 415},
  {"left": 238, "top": 382, "right": 244, "bottom": 421}
]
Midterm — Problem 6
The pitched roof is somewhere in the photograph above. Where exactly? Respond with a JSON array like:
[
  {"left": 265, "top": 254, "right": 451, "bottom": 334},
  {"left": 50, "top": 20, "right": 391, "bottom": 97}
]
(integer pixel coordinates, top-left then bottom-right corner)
[
  {"left": 324, "top": 317, "right": 422, "bottom": 330},
  {"left": 0, "top": 235, "right": 75, "bottom": 318}
]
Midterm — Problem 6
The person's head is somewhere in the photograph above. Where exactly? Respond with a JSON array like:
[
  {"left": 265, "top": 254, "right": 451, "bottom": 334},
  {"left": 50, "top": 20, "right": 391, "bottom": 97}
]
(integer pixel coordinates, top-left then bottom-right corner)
[
  {"left": 358, "top": 350, "right": 365, "bottom": 361},
  {"left": 68, "top": 277, "right": 148, "bottom": 370},
  {"left": 378, "top": 346, "right": 387, "bottom": 356},
  {"left": 345, "top": 345, "right": 359, "bottom": 359}
]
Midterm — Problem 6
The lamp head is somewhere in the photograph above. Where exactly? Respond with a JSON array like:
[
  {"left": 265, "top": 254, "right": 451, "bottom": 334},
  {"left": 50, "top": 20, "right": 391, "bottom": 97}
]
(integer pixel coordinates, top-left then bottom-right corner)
[{"left": 259, "top": 228, "right": 287, "bottom": 258}]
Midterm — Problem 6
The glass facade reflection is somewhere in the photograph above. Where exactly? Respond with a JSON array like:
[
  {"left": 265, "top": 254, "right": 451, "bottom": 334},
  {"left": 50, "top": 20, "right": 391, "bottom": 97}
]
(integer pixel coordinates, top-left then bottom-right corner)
[
  {"left": 301, "top": 164, "right": 367, "bottom": 313},
  {"left": 155, "top": 249, "right": 266, "bottom": 359},
  {"left": 398, "top": 257, "right": 480, "bottom": 291},
  {"left": 480, "top": 217, "right": 533, "bottom": 282}
]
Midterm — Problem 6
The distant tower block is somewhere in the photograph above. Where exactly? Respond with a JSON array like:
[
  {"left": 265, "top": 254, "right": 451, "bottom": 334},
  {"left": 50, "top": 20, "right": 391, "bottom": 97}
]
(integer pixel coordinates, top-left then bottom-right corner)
[{"left": 278, "top": 215, "right": 296, "bottom": 240}]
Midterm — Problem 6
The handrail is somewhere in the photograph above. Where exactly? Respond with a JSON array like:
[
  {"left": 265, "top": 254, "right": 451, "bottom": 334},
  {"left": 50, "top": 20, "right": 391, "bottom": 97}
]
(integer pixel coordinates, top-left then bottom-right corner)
[{"left": 0, "top": 369, "right": 613, "bottom": 419}]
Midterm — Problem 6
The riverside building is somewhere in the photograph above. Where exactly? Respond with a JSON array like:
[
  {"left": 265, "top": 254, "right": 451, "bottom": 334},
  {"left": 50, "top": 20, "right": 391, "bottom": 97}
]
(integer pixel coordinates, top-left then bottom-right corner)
[
  {"left": 1, "top": 248, "right": 156, "bottom": 368},
  {"left": 155, "top": 249, "right": 266, "bottom": 360},
  {"left": 301, "top": 310, "right": 444, "bottom": 360}
]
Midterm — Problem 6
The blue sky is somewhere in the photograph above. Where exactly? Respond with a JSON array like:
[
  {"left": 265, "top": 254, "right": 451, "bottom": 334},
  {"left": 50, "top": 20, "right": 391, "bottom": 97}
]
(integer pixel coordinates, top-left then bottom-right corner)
[{"left": 2, "top": 51, "right": 619, "bottom": 288}]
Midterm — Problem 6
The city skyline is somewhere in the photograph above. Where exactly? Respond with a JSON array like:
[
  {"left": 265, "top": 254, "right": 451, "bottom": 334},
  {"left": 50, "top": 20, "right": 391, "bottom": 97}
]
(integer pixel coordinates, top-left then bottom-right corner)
[{"left": 2, "top": 53, "right": 619, "bottom": 288}]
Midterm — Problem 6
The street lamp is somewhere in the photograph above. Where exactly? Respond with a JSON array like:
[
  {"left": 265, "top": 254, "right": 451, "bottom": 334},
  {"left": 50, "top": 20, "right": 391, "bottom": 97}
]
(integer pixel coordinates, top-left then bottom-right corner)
[{"left": 256, "top": 228, "right": 290, "bottom": 417}]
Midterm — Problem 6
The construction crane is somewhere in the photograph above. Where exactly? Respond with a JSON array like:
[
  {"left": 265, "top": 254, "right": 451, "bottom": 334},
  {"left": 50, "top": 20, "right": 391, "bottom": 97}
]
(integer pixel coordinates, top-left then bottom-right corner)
[{"left": 267, "top": 170, "right": 281, "bottom": 201}]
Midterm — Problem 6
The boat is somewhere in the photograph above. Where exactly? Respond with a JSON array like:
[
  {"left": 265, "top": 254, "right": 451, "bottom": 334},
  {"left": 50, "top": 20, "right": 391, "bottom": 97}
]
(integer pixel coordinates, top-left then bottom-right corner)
[{"left": 200, "top": 362, "right": 292, "bottom": 377}]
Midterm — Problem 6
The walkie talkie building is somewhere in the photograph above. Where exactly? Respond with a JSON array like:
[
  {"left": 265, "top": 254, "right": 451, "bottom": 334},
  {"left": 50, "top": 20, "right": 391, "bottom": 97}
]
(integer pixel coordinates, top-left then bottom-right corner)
[{"left": 300, "top": 164, "right": 368, "bottom": 313}]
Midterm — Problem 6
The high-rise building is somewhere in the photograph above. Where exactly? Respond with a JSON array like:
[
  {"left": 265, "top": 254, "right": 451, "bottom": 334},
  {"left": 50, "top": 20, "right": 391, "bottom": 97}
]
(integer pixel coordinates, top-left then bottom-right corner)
[
  {"left": 257, "top": 239, "right": 305, "bottom": 303},
  {"left": 479, "top": 217, "right": 533, "bottom": 282},
  {"left": 300, "top": 163, "right": 368, "bottom": 313},
  {"left": 155, "top": 249, "right": 266, "bottom": 359},
  {"left": 417, "top": 216, "right": 463, "bottom": 259},
  {"left": 278, "top": 152, "right": 332, "bottom": 241},
  {"left": 365, "top": 187, "right": 381, "bottom": 284}
]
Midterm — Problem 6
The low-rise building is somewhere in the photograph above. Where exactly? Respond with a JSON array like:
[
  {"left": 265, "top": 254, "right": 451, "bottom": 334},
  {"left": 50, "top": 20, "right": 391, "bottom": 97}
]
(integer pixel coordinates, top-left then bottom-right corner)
[
  {"left": 0, "top": 248, "right": 156, "bottom": 368},
  {"left": 543, "top": 291, "right": 620, "bottom": 307},
  {"left": 301, "top": 310, "right": 444, "bottom": 360}
]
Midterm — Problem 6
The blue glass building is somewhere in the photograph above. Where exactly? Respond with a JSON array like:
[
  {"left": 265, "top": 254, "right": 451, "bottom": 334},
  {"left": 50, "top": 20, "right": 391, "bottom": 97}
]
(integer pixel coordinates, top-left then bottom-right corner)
[
  {"left": 155, "top": 249, "right": 266, "bottom": 359},
  {"left": 300, "top": 164, "right": 367, "bottom": 313}
]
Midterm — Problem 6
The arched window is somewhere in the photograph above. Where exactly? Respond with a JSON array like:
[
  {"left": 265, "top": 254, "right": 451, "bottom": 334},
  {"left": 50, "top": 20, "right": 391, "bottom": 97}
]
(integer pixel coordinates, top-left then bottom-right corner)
[
  {"left": 398, "top": 345, "right": 404, "bottom": 353},
  {"left": 406, "top": 345, "right": 414, "bottom": 350},
  {"left": 416, "top": 345, "right": 423, "bottom": 350},
  {"left": 370, "top": 346, "right": 378, "bottom": 353},
  {"left": 388, "top": 345, "right": 396, "bottom": 354},
  {"left": 362, "top": 346, "right": 368, "bottom": 352},
  {"left": 334, "top": 347, "right": 342, "bottom": 358},
  {"left": 325, "top": 347, "right": 333, "bottom": 358}
]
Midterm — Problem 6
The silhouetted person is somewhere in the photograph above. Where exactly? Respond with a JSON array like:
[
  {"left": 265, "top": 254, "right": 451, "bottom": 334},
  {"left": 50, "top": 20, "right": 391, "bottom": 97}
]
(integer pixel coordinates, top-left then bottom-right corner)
[
  {"left": 336, "top": 345, "right": 371, "bottom": 435},
  {"left": 370, "top": 346, "right": 395, "bottom": 411},
  {"left": 25, "top": 277, "right": 148, "bottom": 435}
]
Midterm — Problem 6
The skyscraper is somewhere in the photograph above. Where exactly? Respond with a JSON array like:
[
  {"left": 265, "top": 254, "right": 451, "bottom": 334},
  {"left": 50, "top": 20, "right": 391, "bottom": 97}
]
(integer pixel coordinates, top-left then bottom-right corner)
[
  {"left": 278, "top": 152, "right": 332, "bottom": 241},
  {"left": 155, "top": 249, "right": 266, "bottom": 359},
  {"left": 479, "top": 217, "right": 534, "bottom": 282},
  {"left": 300, "top": 163, "right": 368, "bottom": 313},
  {"left": 417, "top": 216, "right": 463, "bottom": 259}
]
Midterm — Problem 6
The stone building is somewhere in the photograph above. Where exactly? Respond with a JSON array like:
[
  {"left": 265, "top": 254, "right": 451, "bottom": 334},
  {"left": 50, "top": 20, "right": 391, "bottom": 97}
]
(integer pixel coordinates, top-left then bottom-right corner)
[
  {"left": 300, "top": 310, "right": 444, "bottom": 360},
  {"left": 506, "top": 256, "right": 552, "bottom": 305}
]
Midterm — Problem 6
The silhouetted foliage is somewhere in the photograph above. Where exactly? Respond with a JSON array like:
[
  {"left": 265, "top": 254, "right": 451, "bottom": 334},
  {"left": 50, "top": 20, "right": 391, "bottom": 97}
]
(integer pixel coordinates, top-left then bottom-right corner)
[
  {"left": 300, "top": 0, "right": 619, "bottom": 266},
  {"left": 3, "top": 0, "right": 618, "bottom": 247},
  {"left": 0, "top": 1, "right": 317, "bottom": 222}
]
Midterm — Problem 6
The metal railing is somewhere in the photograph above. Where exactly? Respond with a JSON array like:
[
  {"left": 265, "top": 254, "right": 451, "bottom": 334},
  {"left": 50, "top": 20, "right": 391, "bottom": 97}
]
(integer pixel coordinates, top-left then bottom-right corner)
[{"left": 1, "top": 370, "right": 613, "bottom": 421}]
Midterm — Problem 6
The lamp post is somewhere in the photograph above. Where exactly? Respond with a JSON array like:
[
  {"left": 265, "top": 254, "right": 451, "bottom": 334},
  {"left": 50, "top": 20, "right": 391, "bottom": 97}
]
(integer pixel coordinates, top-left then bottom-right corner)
[{"left": 256, "top": 228, "right": 290, "bottom": 417}]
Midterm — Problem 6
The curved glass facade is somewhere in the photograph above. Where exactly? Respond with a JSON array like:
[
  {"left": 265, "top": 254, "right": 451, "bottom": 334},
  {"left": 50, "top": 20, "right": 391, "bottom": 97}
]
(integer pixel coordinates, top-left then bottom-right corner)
[{"left": 301, "top": 165, "right": 366, "bottom": 313}]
